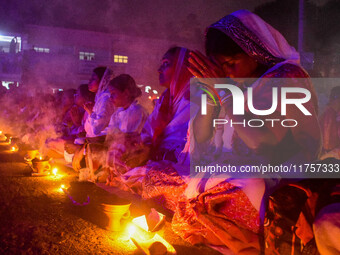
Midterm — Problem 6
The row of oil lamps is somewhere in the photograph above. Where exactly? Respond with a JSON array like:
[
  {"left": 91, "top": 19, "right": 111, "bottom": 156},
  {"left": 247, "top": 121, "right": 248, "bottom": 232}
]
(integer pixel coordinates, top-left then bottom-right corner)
[
  {"left": 0, "top": 130, "right": 18, "bottom": 152},
  {"left": 1, "top": 130, "right": 176, "bottom": 254},
  {"left": 0, "top": 130, "right": 61, "bottom": 178}
]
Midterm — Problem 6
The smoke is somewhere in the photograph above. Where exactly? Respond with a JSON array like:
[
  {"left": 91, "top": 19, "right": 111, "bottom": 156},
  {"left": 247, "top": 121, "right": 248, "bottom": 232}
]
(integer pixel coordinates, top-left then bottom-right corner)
[
  {"left": 0, "top": 0, "right": 339, "bottom": 154},
  {"left": 0, "top": 87, "right": 61, "bottom": 153}
]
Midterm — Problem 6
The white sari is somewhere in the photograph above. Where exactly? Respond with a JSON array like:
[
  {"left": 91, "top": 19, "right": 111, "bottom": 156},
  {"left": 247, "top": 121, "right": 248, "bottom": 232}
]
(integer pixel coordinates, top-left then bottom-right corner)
[{"left": 84, "top": 68, "right": 115, "bottom": 137}]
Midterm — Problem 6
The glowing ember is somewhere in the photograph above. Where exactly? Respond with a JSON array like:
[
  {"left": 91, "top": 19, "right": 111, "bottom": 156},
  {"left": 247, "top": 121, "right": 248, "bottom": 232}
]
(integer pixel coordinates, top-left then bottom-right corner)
[{"left": 52, "top": 168, "right": 58, "bottom": 176}]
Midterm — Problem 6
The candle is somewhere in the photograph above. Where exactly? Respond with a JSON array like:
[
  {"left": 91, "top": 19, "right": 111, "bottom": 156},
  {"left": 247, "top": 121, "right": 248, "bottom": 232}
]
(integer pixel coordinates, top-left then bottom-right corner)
[
  {"left": 10, "top": 144, "right": 18, "bottom": 152},
  {"left": 52, "top": 168, "right": 58, "bottom": 176}
]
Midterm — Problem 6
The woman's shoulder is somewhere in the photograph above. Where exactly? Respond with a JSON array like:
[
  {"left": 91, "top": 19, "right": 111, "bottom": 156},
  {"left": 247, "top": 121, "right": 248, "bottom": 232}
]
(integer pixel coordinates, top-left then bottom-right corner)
[
  {"left": 129, "top": 102, "right": 148, "bottom": 115},
  {"left": 263, "top": 63, "right": 309, "bottom": 78},
  {"left": 96, "top": 90, "right": 111, "bottom": 100}
]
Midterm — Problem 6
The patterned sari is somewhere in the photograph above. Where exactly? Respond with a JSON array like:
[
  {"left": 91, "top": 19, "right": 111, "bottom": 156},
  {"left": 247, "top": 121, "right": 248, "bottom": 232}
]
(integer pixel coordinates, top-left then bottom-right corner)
[{"left": 171, "top": 10, "right": 321, "bottom": 254}]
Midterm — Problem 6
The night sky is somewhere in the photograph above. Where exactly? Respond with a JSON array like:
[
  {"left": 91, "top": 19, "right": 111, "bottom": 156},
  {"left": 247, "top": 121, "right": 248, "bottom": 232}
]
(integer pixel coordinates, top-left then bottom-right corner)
[{"left": 0, "top": 0, "right": 331, "bottom": 43}]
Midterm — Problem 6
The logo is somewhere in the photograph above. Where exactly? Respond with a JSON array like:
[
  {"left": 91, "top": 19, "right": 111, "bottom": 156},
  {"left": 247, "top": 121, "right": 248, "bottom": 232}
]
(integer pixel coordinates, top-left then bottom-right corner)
[
  {"left": 198, "top": 82, "right": 222, "bottom": 108},
  {"left": 200, "top": 84, "right": 312, "bottom": 128}
]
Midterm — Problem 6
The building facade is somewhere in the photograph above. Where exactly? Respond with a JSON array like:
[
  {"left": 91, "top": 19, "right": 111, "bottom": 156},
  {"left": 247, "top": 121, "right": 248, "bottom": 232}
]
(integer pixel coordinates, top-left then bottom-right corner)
[{"left": 0, "top": 24, "right": 201, "bottom": 97}]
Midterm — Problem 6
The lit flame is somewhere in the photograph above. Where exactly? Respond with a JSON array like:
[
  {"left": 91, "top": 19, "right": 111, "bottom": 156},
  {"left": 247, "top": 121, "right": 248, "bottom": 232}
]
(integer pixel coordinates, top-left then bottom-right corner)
[
  {"left": 148, "top": 96, "right": 152, "bottom": 99},
  {"left": 39, "top": 156, "right": 43, "bottom": 160},
  {"left": 59, "top": 184, "right": 65, "bottom": 192},
  {"left": 52, "top": 168, "right": 58, "bottom": 176},
  {"left": 11, "top": 146, "right": 16, "bottom": 152},
  {"left": 0, "top": 131, "right": 2, "bottom": 134}
]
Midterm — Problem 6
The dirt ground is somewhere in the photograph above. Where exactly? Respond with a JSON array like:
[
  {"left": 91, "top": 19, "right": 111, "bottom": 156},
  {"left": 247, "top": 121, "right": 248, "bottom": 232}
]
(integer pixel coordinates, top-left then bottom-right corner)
[{"left": 0, "top": 143, "right": 221, "bottom": 255}]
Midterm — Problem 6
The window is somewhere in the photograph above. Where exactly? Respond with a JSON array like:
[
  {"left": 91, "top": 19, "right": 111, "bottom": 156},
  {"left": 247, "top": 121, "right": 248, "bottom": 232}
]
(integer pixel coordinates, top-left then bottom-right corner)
[
  {"left": 114, "top": 55, "right": 128, "bottom": 63},
  {"left": 51, "top": 88, "right": 64, "bottom": 93},
  {"left": 0, "top": 35, "right": 22, "bottom": 52},
  {"left": 2, "top": 81, "right": 18, "bottom": 89},
  {"left": 34, "top": 47, "right": 50, "bottom": 53},
  {"left": 79, "top": 52, "right": 95, "bottom": 61}
]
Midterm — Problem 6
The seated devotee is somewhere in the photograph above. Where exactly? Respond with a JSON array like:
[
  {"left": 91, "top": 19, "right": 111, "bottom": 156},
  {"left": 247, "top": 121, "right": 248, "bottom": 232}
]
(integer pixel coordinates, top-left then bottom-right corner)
[
  {"left": 168, "top": 10, "right": 322, "bottom": 255},
  {"left": 71, "top": 67, "right": 115, "bottom": 170},
  {"left": 84, "top": 66, "right": 115, "bottom": 138},
  {"left": 141, "top": 46, "right": 192, "bottom": 163},
  {"left": 102, "top": 47, "right": 192, "bottom": 190},
  {"left": 320, "top": 86, "right": 340, "bottom": 160},
  {"left": 84, "top": 74, "right": 148, "bottom": 182},
  {"left": 45, "top": 84, "right": 95, "bottom": 158},
  {"left": 119, "top": 46, "right": 192, "bottom": 201},
  {"left": 57, "top": 89, "right": 77, "bottom": 137},
  {"left": 189, "top": 17, "right": 321, "bottom": 165},
  {"left": 69, "top": 84, "right": 96, "bottom": 138}
]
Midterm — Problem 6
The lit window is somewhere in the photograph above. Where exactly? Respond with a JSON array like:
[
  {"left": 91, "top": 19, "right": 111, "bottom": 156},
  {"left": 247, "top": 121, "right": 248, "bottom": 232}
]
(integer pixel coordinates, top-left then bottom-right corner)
[
  {"left": 34, "top": 47, "right": 50, "bottom": 53},
  {"left": 2, "top": 81, "right": 19, "bottom": 89},
  {"left": 0, "top": 36, "right": 22, "bottom": 52},
  {"left": 114, "top": 55, "right": 128, "bottom": 64},
  {"left": 79, "top": 51, "right": 95, "bottom": 61}
]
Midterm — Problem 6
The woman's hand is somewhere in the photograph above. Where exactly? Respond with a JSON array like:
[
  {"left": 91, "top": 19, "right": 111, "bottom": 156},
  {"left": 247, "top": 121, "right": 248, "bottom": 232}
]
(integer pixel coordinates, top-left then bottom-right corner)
[
  {"left": 83, "top": 101, "right": 94, "bottom": 114},
  {"left": 188, "top": 50, "right": 224, "bottom": 78},
  {"left": 64, "top": 142, "right": 79, "bottom": 154}
]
